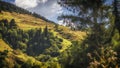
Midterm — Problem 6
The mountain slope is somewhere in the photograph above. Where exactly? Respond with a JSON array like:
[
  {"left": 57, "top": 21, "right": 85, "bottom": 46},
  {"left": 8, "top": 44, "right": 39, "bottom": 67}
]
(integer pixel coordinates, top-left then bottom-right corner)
[
  {"left": 0, "top": 11, "right": 86, "bottom": 41},
  {"left": 0, "top": 11, "right": 74, "bottom": 68},
  {"left": 0, "top": 1, "right": 86, "bottom": 68},
  {"left": 0, "top": 39, "right": 43, "bottom": 68},
  {"left": 0, "top": 1, "right": 55, "bottom": 23}
]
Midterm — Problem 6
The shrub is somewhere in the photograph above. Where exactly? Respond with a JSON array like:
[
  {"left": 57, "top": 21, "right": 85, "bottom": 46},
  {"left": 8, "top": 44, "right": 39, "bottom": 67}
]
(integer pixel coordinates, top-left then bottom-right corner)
[
  {"left": 88, "top": 47, "right": 118, "bottom": 68},
  {"left": 59, "top": 38, "right": 63, "bottom": 42}
]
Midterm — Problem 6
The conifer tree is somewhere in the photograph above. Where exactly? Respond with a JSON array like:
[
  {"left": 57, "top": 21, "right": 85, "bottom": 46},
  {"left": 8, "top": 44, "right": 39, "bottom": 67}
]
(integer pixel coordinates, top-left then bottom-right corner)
[
  {"left": 44, "top": 26, "right": 48, "bottom": 37},
  {"left": 9, "top": 19, "right": 17, "bottom": 29}
]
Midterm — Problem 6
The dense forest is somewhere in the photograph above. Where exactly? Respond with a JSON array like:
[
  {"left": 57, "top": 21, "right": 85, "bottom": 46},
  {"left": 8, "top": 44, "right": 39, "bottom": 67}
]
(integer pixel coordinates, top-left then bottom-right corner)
[
  {"left": 0, "top": 19, "right": 63, "bottom": 56},
  {"left": 0, "top": 0, "right": 120, "bottom": 68}
]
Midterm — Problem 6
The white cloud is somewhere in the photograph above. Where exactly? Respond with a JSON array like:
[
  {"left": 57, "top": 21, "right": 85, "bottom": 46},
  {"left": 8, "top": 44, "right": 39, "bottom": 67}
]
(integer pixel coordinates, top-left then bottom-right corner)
[
  {"left": 14, "top": 0, "right": 63, "bottom": 23},
  {"left": 39, "top": 0, "right": 48, "bottom": 3},
  {"left": 47, "top": 3, "right": 62, "bottom": 17},
  {"left": 15, "top": 0, "right": 48, "bottom": 9},
  {"left": 28, "top": 0, "right": 63, "bottom": 18}
]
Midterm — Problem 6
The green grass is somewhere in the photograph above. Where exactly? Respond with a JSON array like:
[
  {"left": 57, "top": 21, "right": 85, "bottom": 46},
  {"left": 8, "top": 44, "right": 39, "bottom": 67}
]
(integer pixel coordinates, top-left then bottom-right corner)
[
  {"left": 0, "top": 11, "right": 86, "bottom": 53},
  {"left": 0, "top": 11, "right": 86, "bottom": 41},
  {"left": 0, "top": 11, "right": 87, "bottom": 68},
  {"left": 0, "top": 39, "right": 42, "bottom": 67}
]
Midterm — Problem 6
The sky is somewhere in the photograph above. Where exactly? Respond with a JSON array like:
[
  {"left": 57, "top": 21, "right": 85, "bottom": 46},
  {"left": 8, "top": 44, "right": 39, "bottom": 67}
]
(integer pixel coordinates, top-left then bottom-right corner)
[
  {"left": 3, "top": 0, "right": 67, "bottom": 24},
  {"left": 2, "top": 0, "right": 113, "bottom": 24}
]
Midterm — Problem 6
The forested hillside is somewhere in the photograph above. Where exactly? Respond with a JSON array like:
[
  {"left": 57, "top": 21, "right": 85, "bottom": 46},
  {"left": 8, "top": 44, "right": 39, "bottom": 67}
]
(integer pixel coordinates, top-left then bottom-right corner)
[
  {"left": 0, "top": 1, "right": 86, "bottom": 68},
  {"left": 1, "top": 0, "right": 120, "bottom": 68}
]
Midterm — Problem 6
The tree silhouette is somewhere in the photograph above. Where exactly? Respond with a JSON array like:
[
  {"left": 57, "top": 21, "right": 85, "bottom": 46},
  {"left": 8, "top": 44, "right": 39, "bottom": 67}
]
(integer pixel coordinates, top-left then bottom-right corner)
[
  {"left": 114, "top": 0, "right": 120, "bottom": 34},
  {"left": 9, "top": 19, "right": 17, "bottom": 29},
  {"left": 44, "top": 26, "right": 48, "bottom": 37}
]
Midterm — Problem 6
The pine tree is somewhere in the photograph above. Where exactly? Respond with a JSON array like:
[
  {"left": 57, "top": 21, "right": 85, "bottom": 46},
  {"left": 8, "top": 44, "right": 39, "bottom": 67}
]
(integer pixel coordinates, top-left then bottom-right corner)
[
  {"left": 44, "top": 26, "right": 48, "bottom": 37},
  {"left": 9, "top": 19, "right": 17, "bottom": 29}
]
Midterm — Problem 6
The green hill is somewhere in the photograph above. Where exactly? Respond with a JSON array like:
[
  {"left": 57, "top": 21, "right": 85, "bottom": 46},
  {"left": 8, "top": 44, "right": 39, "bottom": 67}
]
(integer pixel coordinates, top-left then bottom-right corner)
[{"left": 0, "top": 1, "right": 86, "bottom": 68}]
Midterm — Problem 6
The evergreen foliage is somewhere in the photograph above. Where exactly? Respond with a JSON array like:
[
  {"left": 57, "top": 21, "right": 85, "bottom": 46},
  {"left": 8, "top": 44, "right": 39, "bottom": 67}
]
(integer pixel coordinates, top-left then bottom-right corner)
[
  {"left": 0, "top": 19, "right": 63, "bottom": 57},
  {"left": 58, "top": 0, "right": 120, "bottom": 68},
  {"left": 0, "top": 0, "right": 120, "bottom": 68},
  {"left": 0, "top": 50, "right": 8, "bottom": 67}
]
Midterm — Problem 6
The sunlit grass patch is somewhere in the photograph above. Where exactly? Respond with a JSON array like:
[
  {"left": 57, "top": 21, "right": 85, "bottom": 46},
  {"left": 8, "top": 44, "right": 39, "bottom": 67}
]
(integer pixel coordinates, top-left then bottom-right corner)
[{"left": 0, "top": 39, "right": 12, "bottom": 52}]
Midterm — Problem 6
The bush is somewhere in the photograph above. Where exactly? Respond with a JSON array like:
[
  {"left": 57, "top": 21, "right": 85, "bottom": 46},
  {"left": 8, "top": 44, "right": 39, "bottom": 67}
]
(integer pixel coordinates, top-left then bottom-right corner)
[
  {"left": 36, "top": 54, "right": 51, "bottom": 62},
  {"left": 87, "top": 47, "right": 118, "bottom": 68},
  {"left": 18, "top": 41, "right": 27, "bottom": 50},
  {"left": 14, "top": 63, "right": 21, "bottom": 68},
  {"left": 0, "top": 50, "right": 9, "bottom": 68},
  {"left": 59, "top": 38, "right": 63, "bottom": 42}
]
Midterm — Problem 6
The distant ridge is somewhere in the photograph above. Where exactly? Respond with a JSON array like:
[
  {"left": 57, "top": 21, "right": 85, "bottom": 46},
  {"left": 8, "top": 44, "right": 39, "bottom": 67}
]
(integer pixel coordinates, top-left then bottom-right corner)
[{"left": 0, "top": 1, "right": 55, "bottom": 23}]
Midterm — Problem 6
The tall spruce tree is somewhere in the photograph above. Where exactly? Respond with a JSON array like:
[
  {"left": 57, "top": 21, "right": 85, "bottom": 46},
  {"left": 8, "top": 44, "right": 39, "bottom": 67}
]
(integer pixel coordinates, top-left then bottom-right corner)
[
  {"left": 9, "top": 19, "right": 17, "bottom": 29},
  {"left": 44, "top": 25, "right": 48, "bottom": 37}
]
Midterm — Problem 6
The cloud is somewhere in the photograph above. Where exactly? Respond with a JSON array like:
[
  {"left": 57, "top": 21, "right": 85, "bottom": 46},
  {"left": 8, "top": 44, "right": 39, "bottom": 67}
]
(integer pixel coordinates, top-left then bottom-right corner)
[
  {"left": 27, "top": 0, "right": 63, "bottom": 22},
  {"left": 14, "top": 0, "right": 63, "bottom": 23},
  {"left": 39, "top": 0, "right": 48, "bottom": 3},
  {"left": 15, "top": 0, "right": 48, "bottom": 9}
]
